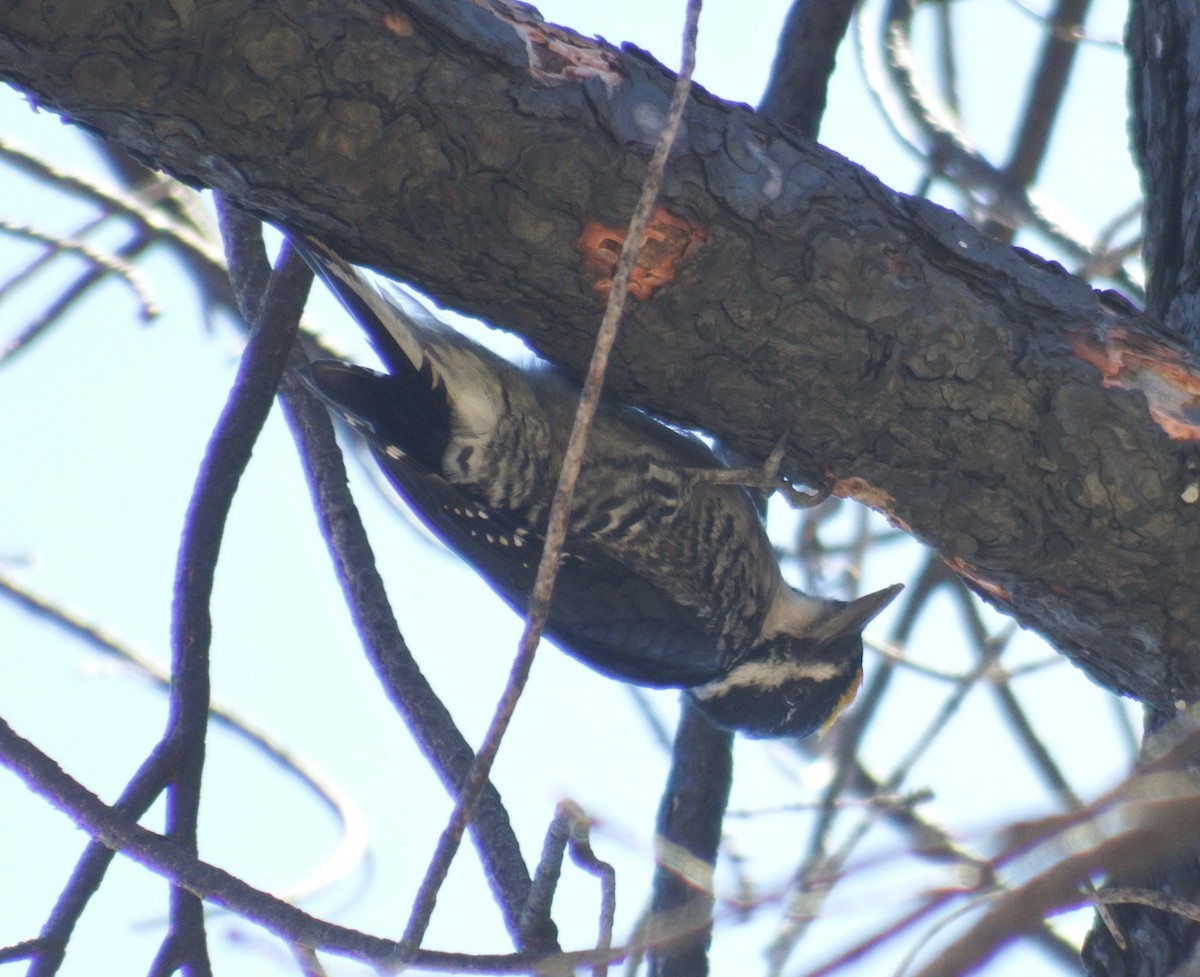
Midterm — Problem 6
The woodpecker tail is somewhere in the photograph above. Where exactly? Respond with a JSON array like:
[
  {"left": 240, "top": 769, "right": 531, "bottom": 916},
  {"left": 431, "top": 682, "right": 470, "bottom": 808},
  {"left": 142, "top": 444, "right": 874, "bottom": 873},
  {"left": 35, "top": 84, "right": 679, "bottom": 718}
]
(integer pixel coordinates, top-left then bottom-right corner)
[
  {"left": 293, "top": 236, "right": 440, "bottom": 377},
  {"left": 295, "top": 236, "right": 517, "bottom": 471}
]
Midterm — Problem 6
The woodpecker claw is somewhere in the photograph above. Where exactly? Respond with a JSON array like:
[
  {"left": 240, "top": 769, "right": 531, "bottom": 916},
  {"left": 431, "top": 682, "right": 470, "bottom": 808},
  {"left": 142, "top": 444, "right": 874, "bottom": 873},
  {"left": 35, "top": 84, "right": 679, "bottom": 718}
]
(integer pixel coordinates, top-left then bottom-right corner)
[{"left": 685, "top": 435, "right": 830, "bottom": 508}]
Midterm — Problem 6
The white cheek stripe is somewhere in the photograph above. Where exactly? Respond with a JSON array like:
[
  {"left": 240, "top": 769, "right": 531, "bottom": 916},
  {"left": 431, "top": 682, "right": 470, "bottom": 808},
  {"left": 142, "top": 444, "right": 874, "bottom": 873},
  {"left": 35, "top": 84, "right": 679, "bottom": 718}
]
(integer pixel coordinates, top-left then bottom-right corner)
[{"left": 691, "top": 659, "right": 842, "bottom": 699}]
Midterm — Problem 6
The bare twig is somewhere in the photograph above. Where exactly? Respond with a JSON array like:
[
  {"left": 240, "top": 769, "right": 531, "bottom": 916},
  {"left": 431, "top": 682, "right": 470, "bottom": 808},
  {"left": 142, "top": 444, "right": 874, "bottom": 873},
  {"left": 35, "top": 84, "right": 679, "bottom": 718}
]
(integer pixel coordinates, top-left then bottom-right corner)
[
  {"left": 278, "top": 364, "right": 546, "bottom": 950},
  {"left": 397, "top": 0, "right": 705, "bottom": 957},
  {"left": 0, "top": 220, "right": 158, "bottom": 320},
  {"left": 521, "top": 802, "right": 615, "bottom": 976},
  {"left": 0, "top": 709, "right": 729, "bottom": 975},
  {"left": 0, "top": 713, "right": 546, "bottom": 972},
  {"left": 0, "top": 572, "right": 370, "bottom": 909},
  {"left": 759, "top": 0, "right": 858, "bottom": 139},
  {"left": 153, "top": 200, "right": 310, "bottom": 975},
  {"left": 0, "top": 136, "right": 224, "bottom": 265}
]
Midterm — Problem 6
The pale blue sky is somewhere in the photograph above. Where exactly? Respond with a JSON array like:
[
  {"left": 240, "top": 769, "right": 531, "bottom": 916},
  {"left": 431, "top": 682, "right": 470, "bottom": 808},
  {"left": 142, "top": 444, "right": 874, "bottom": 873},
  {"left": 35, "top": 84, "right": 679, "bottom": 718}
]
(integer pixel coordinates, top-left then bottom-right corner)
[{"left": 0, "top": 1, "right": 1144, "bottom": 974}]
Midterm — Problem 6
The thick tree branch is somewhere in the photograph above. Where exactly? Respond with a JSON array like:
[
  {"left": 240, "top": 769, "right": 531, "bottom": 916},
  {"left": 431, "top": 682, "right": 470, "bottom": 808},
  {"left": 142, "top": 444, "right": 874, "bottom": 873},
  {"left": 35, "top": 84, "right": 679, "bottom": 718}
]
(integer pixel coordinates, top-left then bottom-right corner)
[
  {"left": 1127, "top": 0, "right": 1200, "bottom": 337},
  {"left": 1, "top": 0, "right": 1198, "bottom": 711},
  {"left": 1076, "top": 8, "right": 1200, "bottom": 973}
]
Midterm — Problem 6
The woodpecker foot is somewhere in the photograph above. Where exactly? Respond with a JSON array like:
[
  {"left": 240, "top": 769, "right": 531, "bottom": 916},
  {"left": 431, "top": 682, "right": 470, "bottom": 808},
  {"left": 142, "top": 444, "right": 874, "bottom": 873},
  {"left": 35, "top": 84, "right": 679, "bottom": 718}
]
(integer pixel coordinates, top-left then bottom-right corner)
[{"left": 688, "top": 436, "right": 830, "bottom": 508}]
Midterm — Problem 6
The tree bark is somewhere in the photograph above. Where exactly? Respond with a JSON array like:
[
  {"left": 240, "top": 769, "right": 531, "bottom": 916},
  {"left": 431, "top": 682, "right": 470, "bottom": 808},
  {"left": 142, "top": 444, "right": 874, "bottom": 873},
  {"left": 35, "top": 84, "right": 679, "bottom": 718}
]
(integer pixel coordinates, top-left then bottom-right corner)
[
  {"left": 1078, "top": 4, "right": 1200, "bottom": 973},
  {"left": 2, "top": 0, "right": 1199, "bottom": 712},
  {"left": 1128, "top": 0, "right": 1200, "bottom": 342}
]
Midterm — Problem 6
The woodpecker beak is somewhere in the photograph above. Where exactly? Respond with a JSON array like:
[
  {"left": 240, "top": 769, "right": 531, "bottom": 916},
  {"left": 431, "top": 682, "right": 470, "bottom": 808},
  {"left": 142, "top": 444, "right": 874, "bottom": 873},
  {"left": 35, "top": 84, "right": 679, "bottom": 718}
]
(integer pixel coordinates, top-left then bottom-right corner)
[
  {"left": 811, "top": 583, "right": 904, "bottom": 644},
  {"left": 819, "top": 664, "right": 864, "bottom": 738}
]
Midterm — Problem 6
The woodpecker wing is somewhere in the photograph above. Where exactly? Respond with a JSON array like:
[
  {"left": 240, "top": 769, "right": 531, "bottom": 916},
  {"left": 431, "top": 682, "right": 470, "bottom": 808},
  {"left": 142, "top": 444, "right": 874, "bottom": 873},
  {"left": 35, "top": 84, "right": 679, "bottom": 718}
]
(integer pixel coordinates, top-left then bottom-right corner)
[{"left": 307, "top": 361, "right": 727, "bottom": 688}]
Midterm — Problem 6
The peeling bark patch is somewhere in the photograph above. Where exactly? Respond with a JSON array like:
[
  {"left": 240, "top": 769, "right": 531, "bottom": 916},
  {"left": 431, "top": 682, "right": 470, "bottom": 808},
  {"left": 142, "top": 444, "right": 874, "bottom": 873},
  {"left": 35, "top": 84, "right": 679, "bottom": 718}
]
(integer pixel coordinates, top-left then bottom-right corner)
[
  {"left": 944, "top": 557, "right": 1012, "bottom": 603},
  {"left": 575, "top": 207, "right": 708, "bottom": 300},
  {"left": 1069, "top": 324, "right": 1200, "bottom": 441},
  {"left": 831, "top": 476, "right": 912, "bottom": 533},
  {"left": 474, "top": 0, "right": 623, "bottom": 90},
  {"left": 381, "top": 13, "right": 414, "bottom": 37}
]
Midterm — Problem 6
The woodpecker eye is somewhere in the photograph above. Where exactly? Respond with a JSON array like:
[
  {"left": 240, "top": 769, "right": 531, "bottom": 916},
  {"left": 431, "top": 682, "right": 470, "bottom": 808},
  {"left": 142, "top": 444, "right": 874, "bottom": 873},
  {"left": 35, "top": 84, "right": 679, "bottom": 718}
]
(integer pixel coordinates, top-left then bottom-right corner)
[{"left": 783, "top": 687, "right": 809, "bottom": 709}]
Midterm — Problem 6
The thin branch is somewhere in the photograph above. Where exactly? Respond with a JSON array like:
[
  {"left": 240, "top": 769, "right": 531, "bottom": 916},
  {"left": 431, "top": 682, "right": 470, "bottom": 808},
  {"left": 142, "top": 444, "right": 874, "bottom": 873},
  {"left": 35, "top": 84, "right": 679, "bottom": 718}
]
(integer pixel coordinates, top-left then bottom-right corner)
[
  {"left": 0, "top": 136, "right": 225, "bottom": 266},
  {"left": 397, "top": 0, "right": 705, "bottom": 957},
  {"left": 952, "top": 580, "right": 1082, "bottom": 812},
  {"left": 1002, "top": 0, "right": 1122, "bottom": 48},
  {"left": 0, "top": 940, "right": 41, "bottom": 964},
  {"left": 0, "top": 139, "right": 234, "bottom": 364},
  {"left": 932, "top": 0, "right": 959, "bottom": 117},
  {"left": 0, "top": 713, "right": 542, "bottom": 972},
  {"left": 276, "top": 366, "right": 545, "bottom": 950},
  {"left": 1003, "top": 0, "right": 1092, "bottom": 193},
  {"left": 906, "top": 716, "right": 1200, "bottom": 977},
  {"left": 875, "top": 0, "right": 1142, "bottom": 297},
  {"left": 759, "top": 0, "right": 857, "bottom": 139},
  {"left": 0, "top": 572, "right": 370, "bottom": 909},
  {"left": 521, "top": 802, "right": 615, "bottom": 976},
  {"left": 0, "top": 220, "right": 158, "bottom": 320},
  {"left": 29, "top": 735, "right": 180, "bottom": 977},
  {"left": 0, "top": 708, "right": 741, "bottom": 976},
  {"left": 647, "top": 700, "right": 733, "bottom": 977},
  {"left": 767, "top": 552, "right": 956, "bottom": 974},
  {"left": 156, "top": 201, "right": 310, "bottom": 975},
  {"left": 568, "top": 819, "right": 618, "bottom": 977},
  {"left": 983, "top": 0, "right": 1092, "bottom": 244}
]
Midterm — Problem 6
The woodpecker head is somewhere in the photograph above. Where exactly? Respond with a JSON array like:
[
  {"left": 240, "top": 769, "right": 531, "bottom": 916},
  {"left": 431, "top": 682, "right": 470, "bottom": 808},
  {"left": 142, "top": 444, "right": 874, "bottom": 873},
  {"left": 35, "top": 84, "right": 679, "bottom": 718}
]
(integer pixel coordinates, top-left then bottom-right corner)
[{"left": 687, "top": 584, "right": 902, "bottom": 738}]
